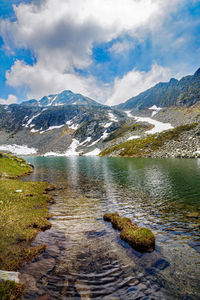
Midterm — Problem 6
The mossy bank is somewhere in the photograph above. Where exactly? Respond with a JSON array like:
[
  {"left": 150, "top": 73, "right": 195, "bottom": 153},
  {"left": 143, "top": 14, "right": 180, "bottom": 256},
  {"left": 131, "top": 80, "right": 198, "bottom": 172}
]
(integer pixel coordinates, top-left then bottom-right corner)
[{"left": 0, "top": 153, "right": 54, "bottom": 299}]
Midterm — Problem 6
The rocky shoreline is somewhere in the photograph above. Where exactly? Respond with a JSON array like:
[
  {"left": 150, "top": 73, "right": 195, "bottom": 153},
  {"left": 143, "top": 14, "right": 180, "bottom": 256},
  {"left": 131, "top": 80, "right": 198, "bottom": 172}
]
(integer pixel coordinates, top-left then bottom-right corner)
[{"left": 147, "top": 123, "right": 200, "bottom": 159}]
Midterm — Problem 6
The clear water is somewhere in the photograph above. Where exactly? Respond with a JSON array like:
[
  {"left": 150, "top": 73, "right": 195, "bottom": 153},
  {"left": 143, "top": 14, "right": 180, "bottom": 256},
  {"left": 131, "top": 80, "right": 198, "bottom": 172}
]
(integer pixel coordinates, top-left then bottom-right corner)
[{"left": 21, "top": 156, "right": 200, "bottom": 299}]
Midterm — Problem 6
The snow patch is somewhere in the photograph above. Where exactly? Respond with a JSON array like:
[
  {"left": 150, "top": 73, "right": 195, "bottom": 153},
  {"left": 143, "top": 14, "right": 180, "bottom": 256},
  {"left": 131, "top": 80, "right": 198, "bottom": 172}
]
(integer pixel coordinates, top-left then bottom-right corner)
[
  {"left": 25, "top": 112, "right": 41, "bottom": 127},
  {"left": 89, "top": 137, "right": 102, "bottom": 147},
  {"left": 125, "top": 111, "right": 173, "bottom": 134},
  {"left": 40, "top": 124, "right": 64, "bottom": 134},
  {"left": 65, "top": 139, "right": 80, "bottom": 156},
  {"left": 102, "top": 130, "right": 109, "bottom": 140},
  {"left": 31, "top": 128, "right": 39, "bottom": 133},
  {"left": 80, "top": 137, "right": 92, "bottom": 145},
  {"left": 68, "top": 124, "right": 79, "bottom": 130},
  {"left": 108, "top": 112, "right": 118, "bottom": 122},
  {"left": 66, "top": 119, "right": 79, "bottom": 130},
  {"left": 84, "top": 148, "right": 101, "bottom": 156},
  {"left": 104, "top": 122, "right": 112, "bottom": 128},
  {"left": 43, "top": 151, "right": 63, "bottom": 157},
  {"left": 149, "top": 105, "right": 162, "bottom": 117},
  {"left": 127, "top": 135, "right": 140, "bottom": 141},
  {"left": 0, "top": 144, "right": 37, "bottom": 155},
  {"left": 125, "top": 111, "right": 134, "bottom": 118},
  {"left": 149, "top": 105, "right": 162, "bottom": 111}
]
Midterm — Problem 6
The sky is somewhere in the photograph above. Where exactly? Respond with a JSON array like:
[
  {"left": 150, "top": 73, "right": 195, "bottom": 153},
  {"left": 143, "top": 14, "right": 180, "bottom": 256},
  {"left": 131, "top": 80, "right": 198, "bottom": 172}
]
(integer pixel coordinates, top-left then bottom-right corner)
[{"left": 0, "top": 0, "right": 200, "bottom": 106}]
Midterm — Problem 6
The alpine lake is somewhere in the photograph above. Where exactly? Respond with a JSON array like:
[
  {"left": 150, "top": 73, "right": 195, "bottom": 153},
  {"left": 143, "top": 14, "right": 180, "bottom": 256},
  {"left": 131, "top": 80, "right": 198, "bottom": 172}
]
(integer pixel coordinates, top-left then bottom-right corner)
[{"left": 20, "top": 156, "right": 200, "bottom": 299}]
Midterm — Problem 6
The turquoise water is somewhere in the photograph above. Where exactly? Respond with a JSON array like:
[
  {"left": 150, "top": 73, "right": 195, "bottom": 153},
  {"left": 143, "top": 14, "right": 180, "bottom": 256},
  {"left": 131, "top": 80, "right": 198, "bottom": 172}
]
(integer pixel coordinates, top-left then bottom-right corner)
[{"left": 21, "top": 157, "right": 200, "bottom": 299}]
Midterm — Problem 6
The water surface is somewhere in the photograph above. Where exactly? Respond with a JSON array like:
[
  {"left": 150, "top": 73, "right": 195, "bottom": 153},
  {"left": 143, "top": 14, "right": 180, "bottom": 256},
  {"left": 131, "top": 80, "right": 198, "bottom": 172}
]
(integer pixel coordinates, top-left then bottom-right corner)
[{"left": 21, "top": 157, "right": 200, "bottom": 299}]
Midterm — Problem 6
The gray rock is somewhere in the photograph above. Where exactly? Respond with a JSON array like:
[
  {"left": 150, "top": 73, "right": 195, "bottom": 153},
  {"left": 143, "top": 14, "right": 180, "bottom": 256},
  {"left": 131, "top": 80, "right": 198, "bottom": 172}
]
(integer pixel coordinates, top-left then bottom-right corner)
[{"left": 0, "top": 270, "right": 20, "bottom": 283}]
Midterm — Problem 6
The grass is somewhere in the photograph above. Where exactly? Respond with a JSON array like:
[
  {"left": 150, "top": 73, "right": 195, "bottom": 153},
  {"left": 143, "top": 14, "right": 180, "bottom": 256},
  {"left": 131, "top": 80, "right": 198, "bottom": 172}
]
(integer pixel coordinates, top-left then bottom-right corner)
[
  {"left": 0, "top": 153, "right": 54, "bottom": 299},
  {"left": 100, "top": 123, "right": 198, "bottom": 157},
  {"left": 0, "top": 281, "right": 24, "bottom": 300},
  {"left": 0, "top": 154, "right": 32, "bottom": 178}
]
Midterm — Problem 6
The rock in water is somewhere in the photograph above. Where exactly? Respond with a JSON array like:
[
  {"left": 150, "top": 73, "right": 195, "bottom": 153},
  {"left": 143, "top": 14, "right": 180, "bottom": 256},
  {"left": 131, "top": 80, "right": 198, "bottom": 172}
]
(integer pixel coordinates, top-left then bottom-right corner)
[
  {"left": 120, "top": 226, "right": 155, "bottom": 252},
  {"left": 103, "top": 212, "right": 155, "bottom": 252}
]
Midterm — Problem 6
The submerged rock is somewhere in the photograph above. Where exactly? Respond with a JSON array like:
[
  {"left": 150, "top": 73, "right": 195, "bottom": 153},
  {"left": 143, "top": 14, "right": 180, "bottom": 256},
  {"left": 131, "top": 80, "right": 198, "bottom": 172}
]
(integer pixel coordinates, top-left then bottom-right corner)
[{"left": 103, "top": 212, "right": 155, "bottom": 252}]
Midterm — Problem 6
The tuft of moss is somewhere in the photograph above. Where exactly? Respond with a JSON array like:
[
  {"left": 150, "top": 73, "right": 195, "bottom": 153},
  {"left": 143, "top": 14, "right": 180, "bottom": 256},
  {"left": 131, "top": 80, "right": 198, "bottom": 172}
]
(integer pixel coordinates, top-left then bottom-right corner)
[
  {"left": 120, "top": 227, "right": 155, "bottom": 252},
  {"left": 103, "top": 212, "right": 155, "bottom": 252},
  {"left": 103, "top": 213, "right": 116, "bottom": 222},
  {"left": 111, "top": 215, "right": 133, "bottom": 231}
]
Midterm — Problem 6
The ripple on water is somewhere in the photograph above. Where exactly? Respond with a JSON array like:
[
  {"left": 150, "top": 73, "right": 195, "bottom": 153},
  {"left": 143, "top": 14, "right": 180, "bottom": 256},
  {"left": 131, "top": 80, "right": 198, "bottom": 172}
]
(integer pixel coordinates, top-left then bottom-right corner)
[{"left": 21, "top": 156, "right": 200, "bottom": 299}]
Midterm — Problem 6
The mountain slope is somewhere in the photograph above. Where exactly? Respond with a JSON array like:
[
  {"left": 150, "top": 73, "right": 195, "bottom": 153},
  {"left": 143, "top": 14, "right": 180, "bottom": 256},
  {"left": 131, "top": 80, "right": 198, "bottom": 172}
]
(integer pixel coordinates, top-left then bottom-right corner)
[
  {"left": 117, "top": 68, "right": 200, "bottom": 111},
  {"left": 21, "top": 90, "right": 102, "bottom": 107},
  {"left": 0, "top": 103, "right": 128, "bottom": 155}
]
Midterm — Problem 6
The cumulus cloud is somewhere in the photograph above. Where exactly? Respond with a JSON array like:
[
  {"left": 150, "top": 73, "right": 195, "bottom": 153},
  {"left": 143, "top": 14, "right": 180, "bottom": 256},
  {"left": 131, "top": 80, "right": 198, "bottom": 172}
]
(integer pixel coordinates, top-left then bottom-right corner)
[
  {"left": 0, "top": 0, "right": 181, "bottom": 103},
  {"left": 106, "top": 64, "right": 172, "bottom": 106},
  {"left": 0, "top": 94, "right": 18, "bottom": 105}
]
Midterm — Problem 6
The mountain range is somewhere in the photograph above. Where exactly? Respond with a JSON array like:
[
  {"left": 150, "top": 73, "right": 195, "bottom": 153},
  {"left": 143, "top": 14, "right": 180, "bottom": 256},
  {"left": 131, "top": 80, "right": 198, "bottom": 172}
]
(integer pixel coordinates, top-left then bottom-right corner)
[
  {"left": 0, "top": 67, "right": 200, "bottom": 156},
  {"left": 21, "top": 90, "right": 103, "bottom": 107},
  {"left": 117, "top": 68, "right": 200, "bottom": 111}
]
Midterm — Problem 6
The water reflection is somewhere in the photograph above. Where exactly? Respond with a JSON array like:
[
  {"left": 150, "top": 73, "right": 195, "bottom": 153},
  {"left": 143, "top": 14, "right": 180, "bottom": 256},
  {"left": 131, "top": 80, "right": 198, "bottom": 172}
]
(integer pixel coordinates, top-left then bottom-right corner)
[{"left": 21, "top": 156, "right": 200, "bottom": 299}]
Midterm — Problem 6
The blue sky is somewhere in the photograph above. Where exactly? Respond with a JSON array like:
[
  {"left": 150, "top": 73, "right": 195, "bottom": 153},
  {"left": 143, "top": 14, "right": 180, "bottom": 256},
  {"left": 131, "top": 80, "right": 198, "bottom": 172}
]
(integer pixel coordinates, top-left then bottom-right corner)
[{"left": 0, "top": 0, "right": 200, "bottom": 105}]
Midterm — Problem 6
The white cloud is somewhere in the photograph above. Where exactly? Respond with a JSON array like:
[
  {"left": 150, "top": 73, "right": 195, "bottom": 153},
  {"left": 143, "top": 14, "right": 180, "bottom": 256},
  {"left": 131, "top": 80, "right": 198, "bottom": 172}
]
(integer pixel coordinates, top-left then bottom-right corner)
[
  {"left": 110, "top": 40, "right": 133, "bottom": 54},
  {"left": 6, "top": 60, "right": 110, "bottom": 102},
  {"left": 106, "top": 64, "right": 172, "bottom": 106},
  {"left": 1, "top": 0, "right": 181, "bottom": 102},
  {"left": 0, "top": 94, "right": 18, "bottom": 105}
]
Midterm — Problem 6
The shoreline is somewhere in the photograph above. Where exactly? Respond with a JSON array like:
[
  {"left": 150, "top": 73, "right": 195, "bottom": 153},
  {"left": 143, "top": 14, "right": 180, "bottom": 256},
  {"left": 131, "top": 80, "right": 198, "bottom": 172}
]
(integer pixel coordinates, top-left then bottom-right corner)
[{"left": 0, "top": 153, "right": 55, "bottom": 299}]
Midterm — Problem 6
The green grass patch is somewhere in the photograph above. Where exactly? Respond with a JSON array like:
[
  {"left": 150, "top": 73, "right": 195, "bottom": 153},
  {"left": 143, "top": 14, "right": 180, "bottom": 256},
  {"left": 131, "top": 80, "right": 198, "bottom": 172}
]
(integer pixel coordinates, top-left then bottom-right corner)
[
  {"left": 0, "top": 179, "right": 52, "bottom": 271},
  {"left": 100, "top": 123, "right": 198, "bottom": 157},
  {"left": 0, "top": 154, "right": 32, "bottom": 178},
  {"left": 0, "top": 153, "right": 54, "bottom": 298}
]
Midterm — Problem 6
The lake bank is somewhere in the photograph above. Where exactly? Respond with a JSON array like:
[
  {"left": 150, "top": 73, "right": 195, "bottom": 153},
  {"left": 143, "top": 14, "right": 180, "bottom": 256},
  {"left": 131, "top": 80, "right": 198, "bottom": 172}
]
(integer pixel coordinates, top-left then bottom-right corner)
[{"left": 0, "top": 153, "right": 54, "bottom": 299}]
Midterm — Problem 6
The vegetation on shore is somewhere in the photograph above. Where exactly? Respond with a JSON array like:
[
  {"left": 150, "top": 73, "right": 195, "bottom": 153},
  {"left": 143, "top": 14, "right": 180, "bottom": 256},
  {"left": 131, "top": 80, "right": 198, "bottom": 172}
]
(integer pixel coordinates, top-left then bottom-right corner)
[
  {"left": 0, "top": 153, "right": 54, "bottom": 299},
  {"left": 103, "top": 212, "right": 155, "bottom": 252},
  {"left": 100, "top": 123, "right": 198, "bottom": 157}
]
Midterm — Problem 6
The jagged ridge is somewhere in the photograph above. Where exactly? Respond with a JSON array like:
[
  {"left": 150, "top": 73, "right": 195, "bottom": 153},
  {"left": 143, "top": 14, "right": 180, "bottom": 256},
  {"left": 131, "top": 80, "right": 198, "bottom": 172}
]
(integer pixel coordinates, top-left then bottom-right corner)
[{"left": 116, "top": 68, "right": 200, "bottom": 111}]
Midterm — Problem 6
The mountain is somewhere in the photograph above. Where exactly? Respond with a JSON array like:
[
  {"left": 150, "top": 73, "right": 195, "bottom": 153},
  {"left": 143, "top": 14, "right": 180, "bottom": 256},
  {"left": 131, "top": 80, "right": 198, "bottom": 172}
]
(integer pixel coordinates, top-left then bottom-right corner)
[
  {"left": 21, "top": 90, "right": 102, "bottom": 107},
  {"left": 117, "top": 68, "right": 200, "bottom": 111},
  {"left": 0, "top": 103, "right": 128, "bottom": 155}
]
